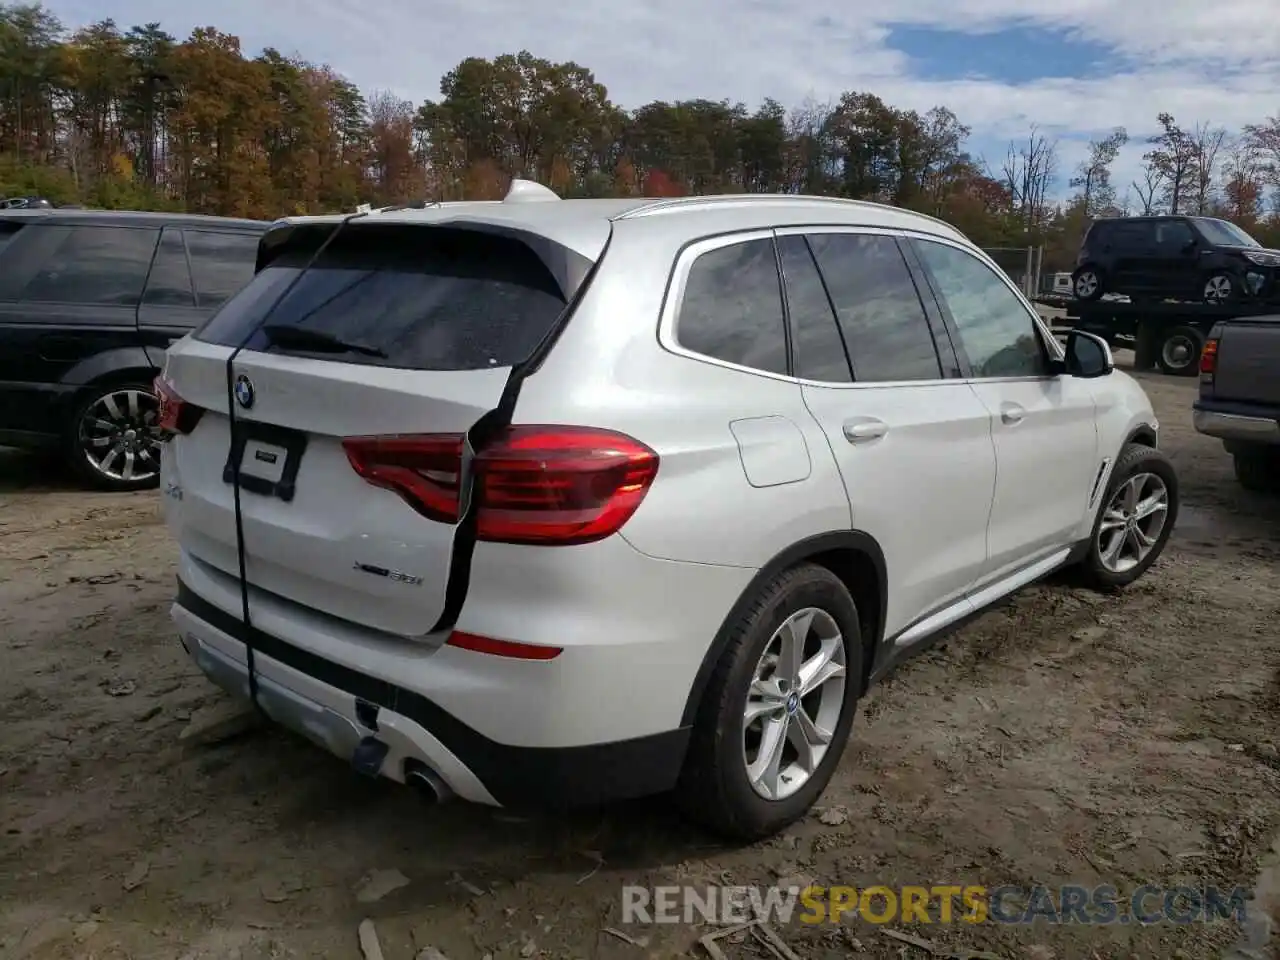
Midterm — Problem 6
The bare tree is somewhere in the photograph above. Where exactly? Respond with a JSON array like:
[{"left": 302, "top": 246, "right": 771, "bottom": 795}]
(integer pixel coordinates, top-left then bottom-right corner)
[
  {"left": 1000, "top": 125, "right": 1058, "bottom": 232},
  {"left": 1131, "top": 161, "right": 1166, "bottom": 215},
  {"left": 1143, "top": 113, "right": 1199, "bottom": 214},
  {"left": 1190, "top": 122, "right": 1226, "bottom": 214},
  {"left": 1221, "top": 134, "right": 1265, "bottom": 220},
  {"left": 1069, "top": 127, "right": 1127, "bottom": 215},
  {"left": 1243, "top": 114, "right": 1280, "bottom": 186},
  {"left": 1116, "top": 188, "right": 1133, "bottom": 217},
  {"left": 784, "top": 97, "right": 836, "bottom": 194}
]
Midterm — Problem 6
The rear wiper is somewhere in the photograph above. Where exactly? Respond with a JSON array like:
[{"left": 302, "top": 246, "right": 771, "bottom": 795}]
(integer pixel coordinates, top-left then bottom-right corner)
[{"left": 260, "top": 323, "right": 387, "bottom": 358}]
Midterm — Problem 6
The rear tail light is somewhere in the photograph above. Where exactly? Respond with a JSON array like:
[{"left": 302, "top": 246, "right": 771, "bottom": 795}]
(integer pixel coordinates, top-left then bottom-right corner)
[
  {"left": 342, "top": 425, "right": 659, "bottom": 546},
  {"left": 154, "top": 375, "right": 200, "bottom": 435},
  {"left": 1200, "top": 338, "right": 1219, "bottom": 381}
]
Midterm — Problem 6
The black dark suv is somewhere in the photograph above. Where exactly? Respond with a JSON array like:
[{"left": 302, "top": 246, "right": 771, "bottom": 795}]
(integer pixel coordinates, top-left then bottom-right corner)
[
  {"left": 1072, "top": 215, "right": 1280, "bottom": 305},
  {"left": 0, "top": 209, "right": 266, "bottom": 490}
]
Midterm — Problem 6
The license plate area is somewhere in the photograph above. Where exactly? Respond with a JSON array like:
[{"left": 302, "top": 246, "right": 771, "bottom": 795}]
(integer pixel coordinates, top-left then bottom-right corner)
[{"left": 222, "top": 420, "right": 308, "bottom": 502}]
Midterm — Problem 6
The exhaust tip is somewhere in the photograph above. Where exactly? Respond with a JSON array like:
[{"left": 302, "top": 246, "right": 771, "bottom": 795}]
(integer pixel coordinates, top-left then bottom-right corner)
[{"left": 405, "top": 764, "right": 453, "bottom": 805}]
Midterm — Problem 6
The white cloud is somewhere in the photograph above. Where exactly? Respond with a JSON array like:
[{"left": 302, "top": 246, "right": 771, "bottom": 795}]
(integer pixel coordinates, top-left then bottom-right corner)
[{"left": 41, "top": 0, "right": 1280, "bottom": 198}]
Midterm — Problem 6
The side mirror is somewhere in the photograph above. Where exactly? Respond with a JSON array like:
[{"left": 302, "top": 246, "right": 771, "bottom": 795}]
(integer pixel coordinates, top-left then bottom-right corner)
[{"left": 1063, "top": 329, "right": 1114, "bottom": 378}]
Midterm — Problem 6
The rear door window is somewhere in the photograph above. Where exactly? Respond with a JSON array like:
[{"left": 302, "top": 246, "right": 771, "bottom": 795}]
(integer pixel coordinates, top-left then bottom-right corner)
[
  {"left": 196, "top": 226, "right": 569, "bottom": 371},
  {"left": 16, "top": 225, "right": 159, "bottom": 306},
  {"left": 1154, "top": 220, "right": 1194, "bottom": 250},
  {"left": 143, "top": 227, "right": 196, "bottom": 307},
  {"left": 185, "top": 229, "right": 260, "bottom": 309},
  {"left": 675, "top": 237, "right": 788, "bottom": 376},
  {"left": 806, "top": 232, "right": 943, "bottom": 382},
  {"left": 776, "top": 234, "right": 851, "bottom": 383},
  {"left": 1113, "top": 222, "right": 1154, "bottom": 250}
]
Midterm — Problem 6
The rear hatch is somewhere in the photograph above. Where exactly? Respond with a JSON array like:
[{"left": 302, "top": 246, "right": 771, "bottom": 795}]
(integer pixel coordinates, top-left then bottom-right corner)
[
  {"left": 162, "top": 220, "right": 581, "bottom": 638},
  {"left": 1212, "top": 320, "right": 1280, "bottom": 406}
]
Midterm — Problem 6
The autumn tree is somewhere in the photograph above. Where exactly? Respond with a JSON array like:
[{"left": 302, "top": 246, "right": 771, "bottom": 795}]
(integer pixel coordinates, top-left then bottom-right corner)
[{"left": 0, "top": 7, "right": 1277, "bottom": 257}]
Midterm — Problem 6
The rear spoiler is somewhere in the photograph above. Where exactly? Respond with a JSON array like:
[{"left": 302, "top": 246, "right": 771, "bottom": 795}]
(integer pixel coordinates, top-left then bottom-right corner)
[{"left": 253, "top": 218, "right": 597, "bottom": 302}]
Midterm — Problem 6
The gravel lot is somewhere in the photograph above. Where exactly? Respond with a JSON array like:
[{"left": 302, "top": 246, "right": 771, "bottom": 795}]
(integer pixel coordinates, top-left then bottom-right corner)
[{"left": 2, "top": 361, "right": 1279, "bottom": 960}]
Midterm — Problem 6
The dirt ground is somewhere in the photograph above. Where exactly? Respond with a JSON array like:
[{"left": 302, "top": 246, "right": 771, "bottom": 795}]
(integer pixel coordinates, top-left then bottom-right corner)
[{"left": 2, "top": 360, "right": 1279, "bottom": 960}]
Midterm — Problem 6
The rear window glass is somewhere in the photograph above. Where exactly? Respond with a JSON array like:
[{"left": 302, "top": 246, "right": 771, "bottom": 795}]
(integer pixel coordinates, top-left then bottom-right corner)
[{"left": 196, "top": 227, "right": 567, "bottom": 371}]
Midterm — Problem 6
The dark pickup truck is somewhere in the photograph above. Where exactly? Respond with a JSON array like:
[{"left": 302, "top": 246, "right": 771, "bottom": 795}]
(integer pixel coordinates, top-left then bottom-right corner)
[{"left": 1194, "top": 316, "right": 1280, "bottom": 491}]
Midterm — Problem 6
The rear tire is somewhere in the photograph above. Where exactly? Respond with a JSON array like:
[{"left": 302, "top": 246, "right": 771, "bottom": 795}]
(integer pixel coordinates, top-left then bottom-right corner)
[
  {"left": 1156, "top": 325, "right": 1205, "bottom": 377},
  {"left": 1072, "top": 267, "right": 1104, "bottom": 301},
  {"left": 1078, "top": 443, "right": 1179, "bottom": 590},
  {"left": 66, "top": 380, "right": 164, "bottom": 492},
  {"left": 1234, "top": 449, "right": 1279, "bottom": 493},
  {"left": 676, "top": 564, "right": 863, "bottom": 841}
]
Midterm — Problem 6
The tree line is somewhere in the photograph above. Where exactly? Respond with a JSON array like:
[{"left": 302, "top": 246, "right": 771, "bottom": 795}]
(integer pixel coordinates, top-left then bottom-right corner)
[{"left": 3, "top": 2, "right": 1280, "bottom": 274}]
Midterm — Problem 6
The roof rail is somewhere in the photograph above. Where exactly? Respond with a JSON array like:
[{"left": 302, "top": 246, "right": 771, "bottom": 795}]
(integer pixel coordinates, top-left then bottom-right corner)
[{"left": 615, "top": 193, "right": 957, "bottom": 232}]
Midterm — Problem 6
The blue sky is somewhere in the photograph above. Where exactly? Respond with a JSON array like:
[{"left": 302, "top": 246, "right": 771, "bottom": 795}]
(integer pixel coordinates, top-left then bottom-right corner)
[{"left": 41, "top": 0, "right": 1280, "bottom": 204}]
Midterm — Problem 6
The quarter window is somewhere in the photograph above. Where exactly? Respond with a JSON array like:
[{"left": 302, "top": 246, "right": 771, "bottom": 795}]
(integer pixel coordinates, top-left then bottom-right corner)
[
  {"left": 806, "top": 232, "right": 942, "bottom": 382},
  {"left": 18, "top": 225, "right": 159, "bottom": 306},
  {"left": 914, "top": 240, "right": 1049, "bottom": 378},
  {"left": 676, "top": 237, "right": 788, "bottom": 376}
]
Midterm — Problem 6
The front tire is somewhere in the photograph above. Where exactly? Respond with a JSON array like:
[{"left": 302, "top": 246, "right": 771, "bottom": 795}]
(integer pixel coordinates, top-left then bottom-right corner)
[
  {"left": 1079, "top": 443, "right": 1179, "bottom": 590},
  {"left": 66, "top": 380, "right": 164, "bottom": 491},
  {"left": 676, "top": 564, "right": 863, "bottom": 841},
  {"left": 1203, "top": 272, "right": 1237, "bottom": 304}
]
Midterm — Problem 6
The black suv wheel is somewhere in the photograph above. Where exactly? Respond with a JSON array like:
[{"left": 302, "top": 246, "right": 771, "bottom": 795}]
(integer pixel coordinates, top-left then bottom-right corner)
[
  {"left": 1072, "top": 266, "right": 1104, "bottom": 301},
  {"left": 67, "top": 381, "right": 165, "bottom": 491}
]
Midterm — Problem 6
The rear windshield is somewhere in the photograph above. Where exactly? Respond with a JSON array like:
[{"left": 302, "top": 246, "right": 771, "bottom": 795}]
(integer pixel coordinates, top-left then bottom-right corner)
[{"left": 195, "top": 225, "right": 568, "bottom": 371}]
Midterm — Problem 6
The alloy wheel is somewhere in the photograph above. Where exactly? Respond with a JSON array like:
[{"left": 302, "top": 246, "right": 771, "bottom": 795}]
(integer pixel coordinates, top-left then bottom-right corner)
[
  {"left": 1204, "top": 275, "right": 1233, "bottom": 302},
  {"left": 77, "top": 387, "right": 163, "bottom": 484},
  {"left": 1075, "top": 272, "right": 1099, "bottom": 298},
  {"left": 742, "top": 607, "right": 847, "bottom": 801},
  {"left": 1096, "top": 472, "right": 1170, "bottom": 574}
]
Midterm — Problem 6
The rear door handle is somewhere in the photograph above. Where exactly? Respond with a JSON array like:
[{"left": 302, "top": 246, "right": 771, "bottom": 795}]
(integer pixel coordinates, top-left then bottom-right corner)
[
  {"left": 1000, "top": 403, "right": 1025, "bottom": 425},
  {"left": 842, "top": 417, "right": 888, "bottom": 443}
]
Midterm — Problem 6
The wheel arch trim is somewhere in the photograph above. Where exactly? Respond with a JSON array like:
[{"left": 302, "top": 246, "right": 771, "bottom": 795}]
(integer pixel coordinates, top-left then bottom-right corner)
[{"left": 678, "top": 530, "right": 887, "bottom": 727}]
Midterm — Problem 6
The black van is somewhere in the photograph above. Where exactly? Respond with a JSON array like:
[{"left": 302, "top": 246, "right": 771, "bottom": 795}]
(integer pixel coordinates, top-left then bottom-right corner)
[
  {"left": 1071, "top": 216, "right": 1280, "bottom": 304},
  {"left": 0, "top": 209, "right": 267, "bottom": 490}
]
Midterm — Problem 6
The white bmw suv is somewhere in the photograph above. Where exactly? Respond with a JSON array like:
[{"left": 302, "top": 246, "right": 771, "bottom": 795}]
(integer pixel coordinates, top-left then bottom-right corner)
[{"left": 157, "top": 181, "right": 1177, "bottom": 840}]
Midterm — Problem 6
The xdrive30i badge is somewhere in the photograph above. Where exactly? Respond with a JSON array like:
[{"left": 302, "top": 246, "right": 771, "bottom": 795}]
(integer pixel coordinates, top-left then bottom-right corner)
[{"left": 353, "top": 561, "right": 423, "bottom": 586}]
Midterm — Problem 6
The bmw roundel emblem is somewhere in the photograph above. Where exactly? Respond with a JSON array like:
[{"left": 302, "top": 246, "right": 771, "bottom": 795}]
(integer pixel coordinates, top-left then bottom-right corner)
[{"left": 234, "top": 374, "right": 255, "bottom": 409}]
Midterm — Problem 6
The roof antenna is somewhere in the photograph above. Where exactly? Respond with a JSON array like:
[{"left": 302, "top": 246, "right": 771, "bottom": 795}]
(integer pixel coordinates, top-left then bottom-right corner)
[{"left": 504, "top": 179, "right": 560, "bottom": 203}]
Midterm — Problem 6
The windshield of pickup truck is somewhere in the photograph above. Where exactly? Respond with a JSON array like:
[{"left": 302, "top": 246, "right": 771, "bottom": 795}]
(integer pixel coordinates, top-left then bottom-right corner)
[{"left": 1192, "top": 217, "right": 1260, "bottom": 247}]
